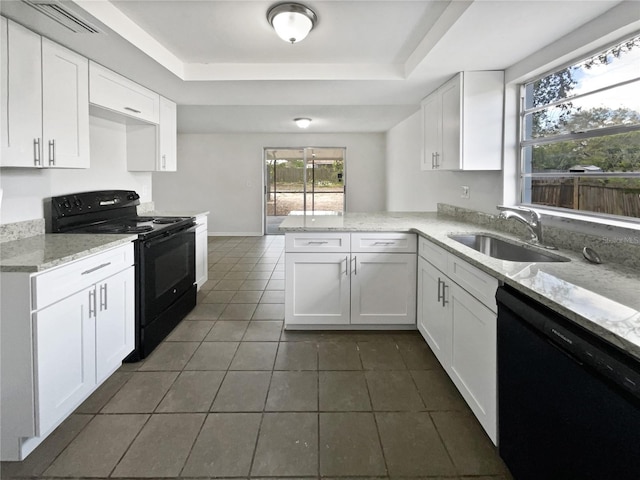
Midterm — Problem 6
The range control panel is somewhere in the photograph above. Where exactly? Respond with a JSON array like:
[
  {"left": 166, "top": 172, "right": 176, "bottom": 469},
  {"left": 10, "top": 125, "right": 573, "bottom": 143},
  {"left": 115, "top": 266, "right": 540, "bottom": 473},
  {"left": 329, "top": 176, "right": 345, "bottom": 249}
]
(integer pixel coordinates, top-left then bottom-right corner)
[{"left": 53, "top": 190, "right": 140, "bottom": 217}]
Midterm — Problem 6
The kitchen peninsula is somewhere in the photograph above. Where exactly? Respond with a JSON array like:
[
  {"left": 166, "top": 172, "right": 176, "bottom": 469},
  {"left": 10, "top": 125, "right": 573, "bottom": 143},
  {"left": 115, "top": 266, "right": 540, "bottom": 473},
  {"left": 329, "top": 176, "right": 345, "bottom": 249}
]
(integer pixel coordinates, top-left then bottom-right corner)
[{"left": 280, "top": 210, "right": 640, "bottom": 362}]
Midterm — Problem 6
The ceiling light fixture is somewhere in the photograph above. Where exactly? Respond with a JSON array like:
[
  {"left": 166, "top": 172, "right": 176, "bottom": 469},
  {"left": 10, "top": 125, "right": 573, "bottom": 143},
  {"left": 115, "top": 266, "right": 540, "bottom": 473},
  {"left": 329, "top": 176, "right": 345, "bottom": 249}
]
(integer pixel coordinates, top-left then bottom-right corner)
[
  {"left": 294, "top": 117, "right": 312, "bottom": 128},
  {"left": 267, "top": 2, "right": 317, "bottom": 44}
]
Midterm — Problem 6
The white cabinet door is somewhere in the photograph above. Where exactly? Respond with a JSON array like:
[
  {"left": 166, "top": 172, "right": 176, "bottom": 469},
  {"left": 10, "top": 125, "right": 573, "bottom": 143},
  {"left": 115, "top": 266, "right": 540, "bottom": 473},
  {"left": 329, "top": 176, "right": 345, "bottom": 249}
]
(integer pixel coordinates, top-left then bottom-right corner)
[
  {"left": 439, "top": 75, "right": 461, "bottom": 171},
  {"left": 195, "top": 217, "right": 208, "bottom": 290},
  {"left": 285, "top": 253, "right": 350, "bottom": 326},
  {"left": 95, "top": 267, "right": 135, "bottom": 383},
  {"left": 41, "top": 39, "right": 90, "bottom": 168},
  {"left": 158, "top": 96, "right": 177, "bottom": 171},
  {"left": 449, "top": 281, "right": 497, "bottom": 443},
  {"left": 351, "top": 253, "right": 416, "bottom": 325},
  {"left": 33, "top": 288, "right": 96, "bottom": 436},
  {"left": 89, "top": 61, "right": 160, "bottom": 124},
  {"left": 417, "top": 257, "right": 450, "bottom": 367},
  {"left": 421, "top": 93, "right": 440, "bottom": 171},
  {"left": 1, "top": 19, "right": 43, "bottom": 167},
  {"left": 420, "top": 71, "right": 502, "bottom": 171}
]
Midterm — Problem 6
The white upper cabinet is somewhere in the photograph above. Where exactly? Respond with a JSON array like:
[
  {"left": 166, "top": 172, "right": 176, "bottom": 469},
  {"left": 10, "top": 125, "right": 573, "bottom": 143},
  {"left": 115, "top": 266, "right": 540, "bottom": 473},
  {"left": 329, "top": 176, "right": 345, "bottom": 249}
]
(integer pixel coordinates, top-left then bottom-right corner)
[
  {"left": 158, "top": 96, "right": 177, "bottom": 171},
  {"left": 125, "top": 95, "right": 177, "bottom": 172},
  {"left": 421, "top": 71, "right": 504, "bottom": 171},
  {"left": 41, "top": 39, "right": 90, "bottom": 168},
  {"left": 89, "top": 61, "right": 160, "bottom": 124},
  {"left": 1, "top": 19, "right": 89, "bottom": 169},
  {"left": 1, "top": 18, "right": 43, "bottom": 167}
]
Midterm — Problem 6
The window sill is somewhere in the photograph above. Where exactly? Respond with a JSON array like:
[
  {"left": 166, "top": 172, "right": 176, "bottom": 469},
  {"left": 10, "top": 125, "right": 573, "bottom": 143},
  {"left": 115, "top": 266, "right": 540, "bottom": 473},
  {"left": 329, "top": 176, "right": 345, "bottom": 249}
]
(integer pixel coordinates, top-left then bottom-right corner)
[{"left": 522, "top": 204, "right": 640, "bottom": 232}]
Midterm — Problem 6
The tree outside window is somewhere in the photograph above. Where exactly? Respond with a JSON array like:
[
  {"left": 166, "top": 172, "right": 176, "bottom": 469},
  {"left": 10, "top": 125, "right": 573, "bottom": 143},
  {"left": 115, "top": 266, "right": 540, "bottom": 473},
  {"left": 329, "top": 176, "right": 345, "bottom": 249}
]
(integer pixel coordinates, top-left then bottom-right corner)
[{"left": 521, "top": 35, "right": 640, "bottom": 219}]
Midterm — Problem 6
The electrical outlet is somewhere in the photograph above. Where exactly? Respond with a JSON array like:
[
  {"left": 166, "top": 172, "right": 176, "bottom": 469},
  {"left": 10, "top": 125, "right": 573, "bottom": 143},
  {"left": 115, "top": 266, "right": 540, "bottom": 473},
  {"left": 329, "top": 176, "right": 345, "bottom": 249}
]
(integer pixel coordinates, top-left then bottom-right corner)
[{"left": 461, "top": 185, "right": 470, "bottom": 199}]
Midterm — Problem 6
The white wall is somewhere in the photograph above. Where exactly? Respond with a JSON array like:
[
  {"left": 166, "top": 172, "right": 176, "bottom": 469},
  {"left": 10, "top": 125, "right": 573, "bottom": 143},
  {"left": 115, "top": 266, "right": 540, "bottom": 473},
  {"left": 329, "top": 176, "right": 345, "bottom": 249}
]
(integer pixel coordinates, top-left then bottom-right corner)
[
  {"left": 385, "top": 111, "right": 502, "bottom": 214},
  {"left": 0, "top": 115, "right": 153, "bottom": 225},
  {"left": 152, "top": 132, "right": 386, "bottom": 235}
]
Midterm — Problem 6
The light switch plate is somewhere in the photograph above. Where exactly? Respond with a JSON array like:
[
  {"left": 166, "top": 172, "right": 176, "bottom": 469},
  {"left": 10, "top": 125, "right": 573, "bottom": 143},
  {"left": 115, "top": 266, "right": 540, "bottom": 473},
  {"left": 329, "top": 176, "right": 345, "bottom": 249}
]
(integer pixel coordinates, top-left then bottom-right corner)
[{"left": 461, "top": 186, "right": 470, "bottom": 199}]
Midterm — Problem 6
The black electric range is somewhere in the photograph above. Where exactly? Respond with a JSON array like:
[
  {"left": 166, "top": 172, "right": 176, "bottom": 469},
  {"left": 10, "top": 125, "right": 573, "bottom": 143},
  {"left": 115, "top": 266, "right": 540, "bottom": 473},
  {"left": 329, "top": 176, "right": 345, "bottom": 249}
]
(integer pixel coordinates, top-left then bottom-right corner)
[{"left": 48, "top": 190, "right": 197, "bottom": 361}]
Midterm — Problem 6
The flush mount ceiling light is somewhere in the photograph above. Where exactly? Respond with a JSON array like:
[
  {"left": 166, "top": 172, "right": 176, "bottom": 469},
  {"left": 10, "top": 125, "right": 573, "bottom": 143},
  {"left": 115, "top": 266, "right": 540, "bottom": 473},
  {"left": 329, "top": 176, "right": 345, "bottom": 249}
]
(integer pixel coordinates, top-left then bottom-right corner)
[
  {"left": 267, "top": 2, "right": 317, "bottom": 44},
  {"left": 294, "top": 117, "right": 312, "bottom": 128}
]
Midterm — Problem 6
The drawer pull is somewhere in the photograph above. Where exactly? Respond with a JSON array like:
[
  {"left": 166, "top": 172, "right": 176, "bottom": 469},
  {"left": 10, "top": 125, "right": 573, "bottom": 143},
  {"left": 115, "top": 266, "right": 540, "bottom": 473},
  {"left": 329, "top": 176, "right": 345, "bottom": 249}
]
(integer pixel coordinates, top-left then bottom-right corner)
[
  {"left": 81, "top": 262, "right": 111, "bottom": 275},
  {"left": 307, "top": 241, "right": 329, "bottom": 245},
  {"left": 373, "top": 241, "right": 395, "bottom": 246},
  {"left": 124, "top": 106, "right": 142, "bottom": 114}
]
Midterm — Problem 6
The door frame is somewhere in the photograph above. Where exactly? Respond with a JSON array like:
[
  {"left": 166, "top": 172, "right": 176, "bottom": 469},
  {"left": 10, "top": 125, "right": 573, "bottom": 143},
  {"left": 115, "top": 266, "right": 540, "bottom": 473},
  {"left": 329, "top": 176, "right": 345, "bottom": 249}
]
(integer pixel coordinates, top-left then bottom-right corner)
[{"left": 263, "top": 146, "right": 347, "bottom": 234}]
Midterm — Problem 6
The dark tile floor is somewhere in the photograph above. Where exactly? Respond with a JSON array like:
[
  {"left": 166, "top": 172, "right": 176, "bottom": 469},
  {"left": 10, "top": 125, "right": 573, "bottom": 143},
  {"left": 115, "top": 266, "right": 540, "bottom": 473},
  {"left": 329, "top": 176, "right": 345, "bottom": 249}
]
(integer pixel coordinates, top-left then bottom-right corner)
[{"left": 1, "top": 235, "right": 512, "bottom": 480}]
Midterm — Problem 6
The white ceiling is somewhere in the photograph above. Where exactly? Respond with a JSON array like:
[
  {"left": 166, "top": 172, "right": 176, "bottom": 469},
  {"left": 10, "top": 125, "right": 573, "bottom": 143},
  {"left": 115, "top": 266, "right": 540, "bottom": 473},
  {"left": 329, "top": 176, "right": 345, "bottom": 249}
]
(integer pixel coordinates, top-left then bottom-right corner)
[{"left": 0, "top": 0, "right": 632, "bottom": 133}]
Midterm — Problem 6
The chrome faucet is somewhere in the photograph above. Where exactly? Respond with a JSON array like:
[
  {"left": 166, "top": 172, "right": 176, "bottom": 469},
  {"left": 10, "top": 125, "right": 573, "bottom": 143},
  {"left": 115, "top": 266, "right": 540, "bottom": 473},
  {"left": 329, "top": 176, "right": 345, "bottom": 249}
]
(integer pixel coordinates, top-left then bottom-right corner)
[{"left": 497, "top": 205, "right": 551, "bottom": 247}]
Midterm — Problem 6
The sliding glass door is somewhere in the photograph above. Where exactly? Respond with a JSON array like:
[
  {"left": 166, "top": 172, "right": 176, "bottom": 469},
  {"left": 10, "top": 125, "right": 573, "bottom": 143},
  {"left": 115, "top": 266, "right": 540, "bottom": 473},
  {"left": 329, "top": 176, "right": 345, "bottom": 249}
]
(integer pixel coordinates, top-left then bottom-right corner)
[{"left": 264, "top": 147, "right": 345, "bottom": 234}]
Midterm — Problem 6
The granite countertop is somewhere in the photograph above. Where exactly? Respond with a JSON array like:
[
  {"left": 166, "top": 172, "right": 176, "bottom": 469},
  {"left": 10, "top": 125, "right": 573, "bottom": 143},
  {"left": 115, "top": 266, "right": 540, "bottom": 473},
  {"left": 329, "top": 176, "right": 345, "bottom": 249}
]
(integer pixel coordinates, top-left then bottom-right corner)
[
  {"left": 280, "top": 212, "right": 640, "bottom": 362},
  {"left": 0, "top": 234, "right": 137, "bottom": 273}
]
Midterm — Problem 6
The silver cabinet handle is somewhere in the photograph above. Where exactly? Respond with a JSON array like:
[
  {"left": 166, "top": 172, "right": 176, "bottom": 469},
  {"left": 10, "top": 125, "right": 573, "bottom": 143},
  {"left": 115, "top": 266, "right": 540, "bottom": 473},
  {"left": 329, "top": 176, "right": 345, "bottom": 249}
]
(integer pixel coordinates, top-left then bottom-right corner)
[
  {"left": 344, "top": 255, "right": 349, "bottom": 276},
  {"left": 48, "top": 139, "right": 55, "bottom": 166},
  {"left": 431, "top": 152, "right": 436, "bottom": 169},
  {"left": 34, "top": 138, "right": 41, "bottom": 166},
  {"left": 373, "top": 241, "right": 395, "bottom": 246},
  {"left": 434, "top": 152, "right": 440, "bottom": 169},
  {"left": 353, "top": 255, "right": 357, "bottom": 275},
  {"left": 124, "top": 106, "right": 142, "bottom": 114},
  {"left": 88, "top": 289, "right": 96, "bottom": 318},
  {"left": 437, "top": 278, "right": 449, "bottom": 307},
  {"left": 81, "top": 262, "right": 111, "bottom": 275},
  {"left": 307, "top": 241, "right": 328, "bottom": 245},
  {"left": 99, "top": 283, "right": 108, "bottom": 311},
  {"left": 162, "top": 154, "right": 166, "bottom": 169}
]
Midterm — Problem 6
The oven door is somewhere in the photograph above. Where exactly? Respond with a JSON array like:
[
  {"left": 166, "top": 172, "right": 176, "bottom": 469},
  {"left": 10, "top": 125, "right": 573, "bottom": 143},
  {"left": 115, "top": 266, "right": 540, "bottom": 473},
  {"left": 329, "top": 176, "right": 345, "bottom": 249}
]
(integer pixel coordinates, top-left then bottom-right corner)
[{"left": 139, "top": 224, "right": 196, "bottom": 323}]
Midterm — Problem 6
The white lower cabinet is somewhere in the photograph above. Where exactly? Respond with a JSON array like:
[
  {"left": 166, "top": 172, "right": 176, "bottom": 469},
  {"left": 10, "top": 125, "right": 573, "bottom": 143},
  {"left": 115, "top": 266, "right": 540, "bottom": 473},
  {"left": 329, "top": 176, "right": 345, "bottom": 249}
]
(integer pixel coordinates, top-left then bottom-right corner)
[
  {"left": 417, "top": 257, "right": 450, "bottom": 364},
  {"left": 285, "top": 232, "right": 416, "bottom": 328},
  {"left": 285, "top": 252, "right": 351, "bottom": 325},
  {"left": 195, "top": 214, "right": 209, "bottom": 290},
  {"left": 351, "top": 253, "right": 416, "bottom": 324},
  {"left": 0, "top": 243, "right": 135, "bottom": 461},
  {"left": 95, "top": 268, "right": 135, "bottom": 382},
  {"left": 417, "top": 237, "right": 498, "bottom": 444},
  {"left": 34, "top": 288, "right": 96, "bottom": 436}
]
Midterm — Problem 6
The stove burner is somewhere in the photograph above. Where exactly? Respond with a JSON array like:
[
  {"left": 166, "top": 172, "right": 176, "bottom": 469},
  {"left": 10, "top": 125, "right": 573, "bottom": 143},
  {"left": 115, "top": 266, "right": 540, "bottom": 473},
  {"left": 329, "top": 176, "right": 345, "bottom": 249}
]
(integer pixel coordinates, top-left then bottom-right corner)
[{"left": 153, "top": 217, "right": 183, "bottom": 224}]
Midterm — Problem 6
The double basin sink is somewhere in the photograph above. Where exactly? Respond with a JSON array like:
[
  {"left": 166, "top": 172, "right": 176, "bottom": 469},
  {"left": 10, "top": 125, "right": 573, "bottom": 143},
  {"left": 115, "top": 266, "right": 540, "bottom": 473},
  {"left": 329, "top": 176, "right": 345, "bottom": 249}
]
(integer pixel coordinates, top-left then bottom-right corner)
[{"left": 449, "top": 233, "right": 570, "bottom": 263}]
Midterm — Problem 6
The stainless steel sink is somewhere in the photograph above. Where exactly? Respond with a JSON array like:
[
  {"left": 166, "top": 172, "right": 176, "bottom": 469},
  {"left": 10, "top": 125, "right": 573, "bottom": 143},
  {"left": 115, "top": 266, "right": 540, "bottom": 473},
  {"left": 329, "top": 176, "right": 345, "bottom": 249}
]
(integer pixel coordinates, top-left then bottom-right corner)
[{"left": 448, "top": 234, "right": 570, "bottom": 263}]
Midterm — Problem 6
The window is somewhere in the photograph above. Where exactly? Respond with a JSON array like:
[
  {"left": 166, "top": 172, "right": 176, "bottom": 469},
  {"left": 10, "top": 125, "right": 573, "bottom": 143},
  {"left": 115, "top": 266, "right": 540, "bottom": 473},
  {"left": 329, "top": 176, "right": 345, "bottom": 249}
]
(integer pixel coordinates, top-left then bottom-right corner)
[{"left": 520, "top": 35, "right": 640, "bottom": 220}]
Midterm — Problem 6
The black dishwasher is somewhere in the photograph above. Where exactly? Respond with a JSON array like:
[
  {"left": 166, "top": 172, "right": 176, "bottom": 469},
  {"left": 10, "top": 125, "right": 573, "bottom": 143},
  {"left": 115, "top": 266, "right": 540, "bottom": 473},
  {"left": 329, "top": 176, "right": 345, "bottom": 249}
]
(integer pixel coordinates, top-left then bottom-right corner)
[{"left": 496, "top": 285, "right": 640, "bottom": 480}]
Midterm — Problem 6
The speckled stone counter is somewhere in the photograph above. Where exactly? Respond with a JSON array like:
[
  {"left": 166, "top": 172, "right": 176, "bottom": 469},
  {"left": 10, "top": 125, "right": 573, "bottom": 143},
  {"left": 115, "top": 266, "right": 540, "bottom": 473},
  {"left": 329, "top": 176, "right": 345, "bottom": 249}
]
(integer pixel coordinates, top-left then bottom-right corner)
[
  {"left": 280, "top": 212, "right": 640, "bottom": 362},
  {"left": 0, "top": 234, "right": 137, "bottom": 273}
]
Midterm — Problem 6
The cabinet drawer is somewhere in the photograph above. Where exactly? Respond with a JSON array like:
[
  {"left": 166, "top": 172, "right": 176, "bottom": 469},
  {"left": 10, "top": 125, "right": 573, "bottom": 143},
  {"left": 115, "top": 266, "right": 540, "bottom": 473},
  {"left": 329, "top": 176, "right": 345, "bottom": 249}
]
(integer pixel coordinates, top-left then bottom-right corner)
[
  {"left": 418, "top": 236, "right": 448, "bottom": 272},
  {"left": 447, "top": 255, "right": 498, "bottom": 313},
  {"left": 351, "top": 233, "right": 416, "bottom": 253},
  {"left": 89, "top": 62, "right": 160, "bottom": 124},
  {"left": 285, "top": 233, "right": 350, "bottom": 253},
  {"left": 32, "top": 243, "right": 134, "bottom": 311}
]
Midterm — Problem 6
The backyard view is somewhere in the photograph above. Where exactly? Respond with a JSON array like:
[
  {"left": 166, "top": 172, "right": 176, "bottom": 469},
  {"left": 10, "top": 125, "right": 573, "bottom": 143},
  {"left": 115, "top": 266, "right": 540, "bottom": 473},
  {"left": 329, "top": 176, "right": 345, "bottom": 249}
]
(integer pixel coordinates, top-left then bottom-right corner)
[
  {"left": 523, "top": 35, "right": 640, "bottom": 218},
  {"left": 265, "top": 148, "right": 345, "bottom": 233}
]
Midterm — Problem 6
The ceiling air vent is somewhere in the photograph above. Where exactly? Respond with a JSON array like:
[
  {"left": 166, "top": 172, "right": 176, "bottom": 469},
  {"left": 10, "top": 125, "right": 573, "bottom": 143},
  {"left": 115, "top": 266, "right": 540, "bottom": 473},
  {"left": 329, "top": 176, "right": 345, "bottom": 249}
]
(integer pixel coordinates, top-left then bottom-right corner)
[{"left": 22, "top": 0, "right": 102, "bottom": 33}]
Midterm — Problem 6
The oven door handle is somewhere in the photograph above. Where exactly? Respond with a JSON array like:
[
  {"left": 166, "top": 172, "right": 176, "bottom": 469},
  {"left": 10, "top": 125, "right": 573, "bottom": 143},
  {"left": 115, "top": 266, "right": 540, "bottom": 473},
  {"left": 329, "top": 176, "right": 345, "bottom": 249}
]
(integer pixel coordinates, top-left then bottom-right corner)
[{"left": 144, "top": 224, "right": 196, "bottom": 248}]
